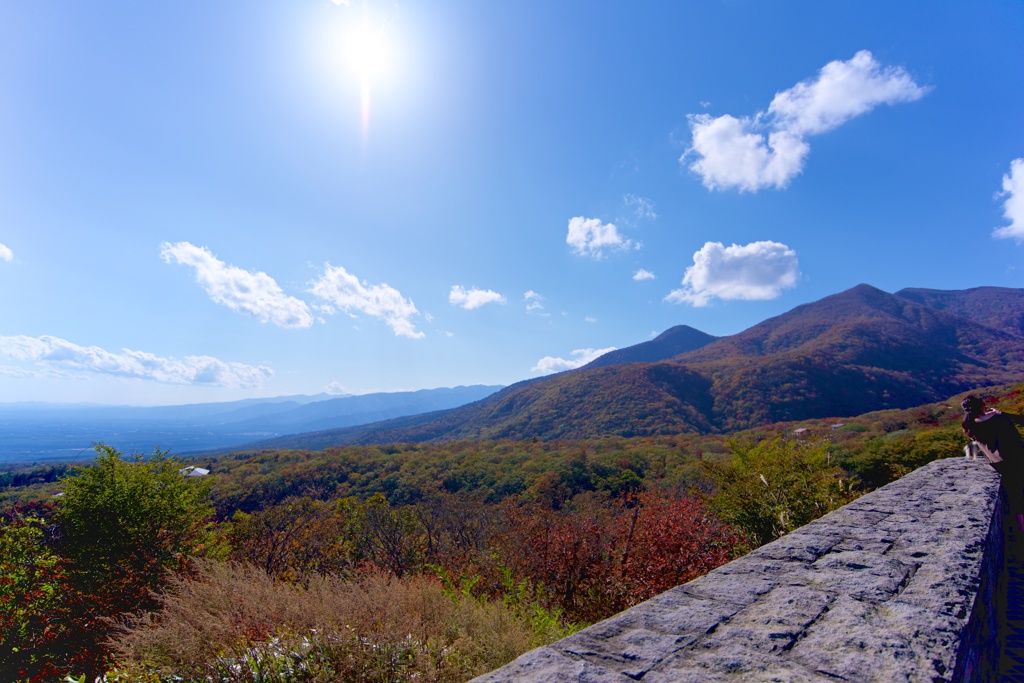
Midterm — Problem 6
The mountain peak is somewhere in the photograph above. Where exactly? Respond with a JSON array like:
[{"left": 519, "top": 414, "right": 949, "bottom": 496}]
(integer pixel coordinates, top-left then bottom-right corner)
[{"left": 581, "top": 325, "right": 718, "bottom": 370}]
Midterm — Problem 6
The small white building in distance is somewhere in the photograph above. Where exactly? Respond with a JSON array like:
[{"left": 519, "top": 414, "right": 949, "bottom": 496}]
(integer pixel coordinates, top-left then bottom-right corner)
[{"left": 179, "top": 465, "right": 210, "bottom": 477}]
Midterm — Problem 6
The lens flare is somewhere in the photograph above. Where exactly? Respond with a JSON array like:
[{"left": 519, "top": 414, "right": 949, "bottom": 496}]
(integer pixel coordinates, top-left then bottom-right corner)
[{"left": 341, "top": 20, "right": 392, "bottom": 138}]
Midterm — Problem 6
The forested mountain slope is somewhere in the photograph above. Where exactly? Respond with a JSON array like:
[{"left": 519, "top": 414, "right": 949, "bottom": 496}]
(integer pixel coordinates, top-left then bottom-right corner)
[
  {"left": 228, "top": 284, "right": 1024, "bottom": 449},
  {"left": 895, "top": 286, "right": 1024, "bottom": 336},
  {"left": 674, "top": 283, "right": 1024, "bottom": 428},
  {"left": 581, "top": 325, "right": 718, "bottom": 369}
]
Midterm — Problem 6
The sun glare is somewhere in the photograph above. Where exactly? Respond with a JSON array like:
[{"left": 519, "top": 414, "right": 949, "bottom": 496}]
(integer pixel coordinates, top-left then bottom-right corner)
[
  {"left": 335, "top": 19, "right": 393, "bottom": 137},
  {"left": 346, "top": 23, "right": 392, "bottom": 83}
]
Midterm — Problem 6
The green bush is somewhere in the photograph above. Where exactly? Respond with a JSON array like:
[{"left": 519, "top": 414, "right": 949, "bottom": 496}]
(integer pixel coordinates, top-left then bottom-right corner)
[
  {"left": 702, "top": 439, "right": 859, "bottom": 547},
  {"left": 51, "top": 444, "right": 215, "bottom": 677}
]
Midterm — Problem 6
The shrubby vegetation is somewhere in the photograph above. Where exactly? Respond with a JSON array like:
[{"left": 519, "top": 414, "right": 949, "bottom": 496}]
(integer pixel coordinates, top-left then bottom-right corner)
[
  {"left": 2, "top": 384, "right": 1015, "bottom": 681},
  {"left": 1, "top": 446, "right": 218, "bottom": 680},
  {"left": 109, "top": 563, "right": 559, "bottom": 683},
  {"left": 702, "top": 439, "right": 858, "bottom": 547}
]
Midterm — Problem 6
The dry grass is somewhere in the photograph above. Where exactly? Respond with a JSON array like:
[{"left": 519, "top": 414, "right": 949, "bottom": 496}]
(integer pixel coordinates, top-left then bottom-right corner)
[{"left": 108, "top": 561, "right": 551, "bottom": 682}]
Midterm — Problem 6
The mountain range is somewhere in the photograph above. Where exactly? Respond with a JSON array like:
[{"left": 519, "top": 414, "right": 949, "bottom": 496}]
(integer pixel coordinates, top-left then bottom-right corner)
[
  {"left": 234, "top": 284, "right": 1024, "bottom": 451},
  {"left": 0, "top": 385, "right": 502, "bottom": 463}
]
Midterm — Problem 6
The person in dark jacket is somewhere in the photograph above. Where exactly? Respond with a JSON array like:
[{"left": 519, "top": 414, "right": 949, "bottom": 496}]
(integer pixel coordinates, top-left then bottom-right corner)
[{"left": 962, "top": 394, "right": 1024, "bottom": 533}]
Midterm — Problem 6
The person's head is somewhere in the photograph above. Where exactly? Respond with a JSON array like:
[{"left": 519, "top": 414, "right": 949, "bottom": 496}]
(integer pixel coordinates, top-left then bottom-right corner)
[{"left": 961, "top": 395, "right": 985, "bottom": 417}]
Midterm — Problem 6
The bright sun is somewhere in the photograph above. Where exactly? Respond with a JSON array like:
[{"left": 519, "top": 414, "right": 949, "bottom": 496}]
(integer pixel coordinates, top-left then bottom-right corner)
[
  {"left": 335, "top": 19, "right": 393, "bottom": 136},
  {"left": 345, "top": 23, "right": 393, "bottom": 83}
]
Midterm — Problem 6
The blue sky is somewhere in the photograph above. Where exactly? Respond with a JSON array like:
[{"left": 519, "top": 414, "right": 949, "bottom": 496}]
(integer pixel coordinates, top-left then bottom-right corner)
[{"left": 1, "top": 1, "right": 1023, "bottom": 406}]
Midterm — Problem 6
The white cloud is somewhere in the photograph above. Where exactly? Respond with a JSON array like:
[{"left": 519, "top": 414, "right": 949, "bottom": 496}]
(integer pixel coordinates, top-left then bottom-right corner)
[
  {"left": 0, "top": 335, "right": 272, "bottom": 387},
  {"left": 584, "top": 316, "right": 597, "bottom": 323},
  {"left": 666, "top": 241, "right": 800, "bottom": 307},
  {"left": 768, "top": 51, "right": 928, "bottom": 136},
  {"left": 687, "top": 115, "right": 809, "bottom": 193},
  {"left": 324, "top": 381, "right": 350, "bottom": 395},
  {"left": 994, "top": 158, "right": 1024, "bottom": 241},
  {"left": 532, "top": 347, "right": 617, "bottom": 375},
  {"left": 624, "top": 194, "right": 658, "bottom": 221},
  {"left": 161, "top": 241, "right": 313, "bottom": 329},
  {"left": 449, "top": 285, "right": 505, "bottom": 310},
  {"left": 524, "top": 290, "right": 545, "bottom": 313},
  {"left": 0, "top": 243, "right": 12, "bottom": 262},
  {"left": 685, "top": 51, "right": 928, "bottom": 192},
  {"left": 309, "top": 264, "right": 424, "bottom": 339},
  {"left": 633, "top": 268, "right": 656, "bottom": 281},
  {"left": 566, "top": 217, "right": 633, "bottom": 258}
]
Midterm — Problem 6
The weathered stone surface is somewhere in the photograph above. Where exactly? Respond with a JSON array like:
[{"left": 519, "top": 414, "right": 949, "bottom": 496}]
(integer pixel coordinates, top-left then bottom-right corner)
[
  {"left": 469, "top": 646, "right": 634, "bottom": 682},
  {"left": 471, "top": 459, "right": 1003, "bottom": 682}
]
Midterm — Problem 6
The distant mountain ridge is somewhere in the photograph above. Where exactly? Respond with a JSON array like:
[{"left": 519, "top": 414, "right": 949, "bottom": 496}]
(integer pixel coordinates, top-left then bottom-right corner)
[
  {"left": 240, "top": 283, "right": 1024, "bottom": 450},
  {"left": 0, "top": 385, "right": 503, "bottom": 463},
  {"left": 895, "top": 286, "right": 1024, "bottom": 336}
]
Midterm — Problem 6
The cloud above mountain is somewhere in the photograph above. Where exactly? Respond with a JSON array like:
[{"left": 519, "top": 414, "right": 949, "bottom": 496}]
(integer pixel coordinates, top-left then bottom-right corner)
[
  {"left": 0, "top": 243, "right": 12, "bottom": 262},
  {"left": 666, "top": 240, "right": 800, "bottom": 306},
  {"left": 685, "top": 50, "right": 929, "bottom": 192},
  {"left": 0, "top": 334, "right": 272, "bottom": 387},
  {"left": 161, "top": 241, "right": 313, "bottom": 328},
  {"left": 449, "top": 285, "right": 506, "bottom": 310},
  {"left": 309, "top": 264, "right": 424, "bottom": 339},
  {"left": 566, "top": 217, "right": 634, "bottom": 258},
  {"left": 532, "top": 347, "right": 616, "bottom": 374},
  {"left": 994, "top": 158, "right": 1024, "bottom": 241}
]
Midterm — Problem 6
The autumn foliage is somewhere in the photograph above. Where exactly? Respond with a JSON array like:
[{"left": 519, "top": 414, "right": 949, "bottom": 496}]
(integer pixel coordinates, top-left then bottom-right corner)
[
  {"left": 497, "top": 490, "right": 742, "bottom": 621},
  {"left": 1, "top": 379, "right": 994, "bottom": 681}
]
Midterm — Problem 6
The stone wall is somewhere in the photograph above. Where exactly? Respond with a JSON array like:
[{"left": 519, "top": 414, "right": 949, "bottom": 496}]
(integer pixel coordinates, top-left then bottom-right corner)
[{"left": 473, "top": 458, "right": 1005, "bottom": 682}]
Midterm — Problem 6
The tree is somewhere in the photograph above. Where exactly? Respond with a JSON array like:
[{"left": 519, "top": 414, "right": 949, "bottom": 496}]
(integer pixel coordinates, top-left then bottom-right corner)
[
  {"left": 53, "top": 444, "right": 214, "bottom": 676},
  {"left": 347, "top": 493, "right": 424, "bottom": 577},
  {"left": 702, "top": 438, "right": 859, "bottom": 547},
  {"left": 0, "top": 516, "right": 67, "bottom": 680},
  {"left": 229, "top": 496, "right": 353, "bottom": 581}
]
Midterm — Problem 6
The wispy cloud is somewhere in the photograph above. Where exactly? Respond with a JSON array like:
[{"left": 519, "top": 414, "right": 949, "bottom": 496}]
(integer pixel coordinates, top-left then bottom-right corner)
[
  {"left": 532, "top": 347, "right": 616, "bottom": 375},
  {"left": 524, "top": 290, "right": 546, "bottom": 314},
  {"left": 685, "top": 51, "right": 928, "bottom": 192},
  {"left": 666, "top": 241, "right": 800, "bottom": 306},
  {"left": 161, "top": 241, "right": 313, "bottom": 329},
  {"left": 0, "top": 365, "right": 37, "bottom": 378},
  {"left": 0, "top": 335, "right": 272, "bottom": 387},
  {"left": 0, "top": 243, "right": 12, "bottom": 262},
  {"left": 309, "top": 264, "right": 424, "bottom": 339},
  {"left": 994, "top": 158, "right": 1024, "bottom": 241},
  {"left": 566, "top": 217, "right": 634, "bottom": 259},
  {"left": 633, "top": 268, "right": 656, "bottom": 281},
  {"left": 624, "top": 194, "right": 658, "bottom": 221},
  {"left": 449, "top": 285, "right": 506, "bottom": 310}
]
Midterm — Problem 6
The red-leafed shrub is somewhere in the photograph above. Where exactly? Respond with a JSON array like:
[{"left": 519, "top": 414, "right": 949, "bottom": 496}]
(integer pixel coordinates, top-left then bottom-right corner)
[{"left": 496, "top": 489, "right": 742, "bottom": 622}]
